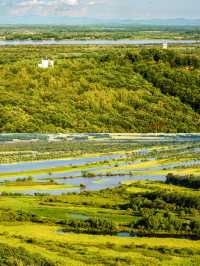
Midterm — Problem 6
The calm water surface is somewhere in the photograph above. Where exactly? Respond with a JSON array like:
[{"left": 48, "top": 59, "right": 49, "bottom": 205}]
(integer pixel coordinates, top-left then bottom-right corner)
[
  {"left": 0, "top": 39, "right": 200, "bottom": 46},
  {"left": 1, "top": 135, "right": 200, "bottom": 195},
  {"left": 0, "top": 154, "right": 125, "bottom": 173}
]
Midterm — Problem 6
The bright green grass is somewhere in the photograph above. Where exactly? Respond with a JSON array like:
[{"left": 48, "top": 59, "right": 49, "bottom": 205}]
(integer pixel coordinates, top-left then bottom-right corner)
[
  {"left": 96, "top": 157, "right": 199, "bottom": 173},
  {"left": 123, "top": 180, "right": 200, "bottom": 195},
  {"left": 0, "top": 223, "right": 199, "bottom": 266},
  {"left": 0, "top": 183, "right": 77, "bottom": 192},
  {"left": 0, "top": 179, "right": 200, "bottom": 265},
  {"left": 0, "top": 195, "right": 132, "bottom": 224},
  {"left": 92, "top": 178, "right": 108, "bottom": 184},
  {"left": 131, "top": 167, "right": 200, "bottom": 177}
]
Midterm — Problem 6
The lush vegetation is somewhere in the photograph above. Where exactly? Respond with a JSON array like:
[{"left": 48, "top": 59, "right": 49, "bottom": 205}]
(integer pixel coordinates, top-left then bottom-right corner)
[
  {"left": 0, "top": 180, "right": 200, "bottom": 265},
  {"left": 0, "top": 45, "right": 200, "bottom": 132},
  {"left": 63, "top": 218, "right": 115, "bottom": 234},
  {"left": 127, "top": 187, "right": 200, "bottom": 236},
  {"left": 0, "top": 243, "right": 55, "bottom": 266},
  {"left": 131, "top": 48, "right": 200, "bottom": 112},
  {"left": 166, "top": 173, "right": 200, "bottom": 188},
  {"left": 0, "top": 137, "right": 200, "bottom": 265}
]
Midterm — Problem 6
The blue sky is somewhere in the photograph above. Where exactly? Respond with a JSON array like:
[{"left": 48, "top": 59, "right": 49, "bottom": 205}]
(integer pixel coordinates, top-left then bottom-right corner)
[{"left": 0, "top": 0, "right": 199, "bottom": 19}]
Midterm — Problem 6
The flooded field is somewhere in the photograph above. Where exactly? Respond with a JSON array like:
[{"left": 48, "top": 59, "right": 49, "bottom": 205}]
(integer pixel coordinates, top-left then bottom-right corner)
[
  {"left": 0, "top": 133, "right": 200, "bottom": 265},
  {"left": 0, "top": 133, "right": 200, "bottom": 195}
]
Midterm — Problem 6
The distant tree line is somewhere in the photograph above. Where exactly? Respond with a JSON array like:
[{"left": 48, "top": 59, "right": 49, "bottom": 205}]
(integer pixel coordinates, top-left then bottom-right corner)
[{"left": 166, "top": 173, "right": 200, "bottom": 189}]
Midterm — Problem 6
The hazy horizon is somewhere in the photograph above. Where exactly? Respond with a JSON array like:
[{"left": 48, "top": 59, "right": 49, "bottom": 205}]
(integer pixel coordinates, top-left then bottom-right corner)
[
  {"left": 0, "top": 17, "right": 200, "bottom": 26},
  {"left": 0, "top": 0, "right": 199, "bottom": 25}
]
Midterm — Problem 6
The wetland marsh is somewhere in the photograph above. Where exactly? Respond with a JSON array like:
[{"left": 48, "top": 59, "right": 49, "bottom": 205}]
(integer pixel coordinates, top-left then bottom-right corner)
[
  {"left": 0, "top": 133, "right": 200, "bottom": 194},
  {"left": 0, "top": 133, "right": 200, "bottom": 265}
]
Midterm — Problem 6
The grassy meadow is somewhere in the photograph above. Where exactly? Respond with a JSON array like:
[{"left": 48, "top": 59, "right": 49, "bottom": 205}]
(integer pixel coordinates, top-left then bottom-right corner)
[{"left": 0, "top": 180, "right": 200, "bottom": 265}]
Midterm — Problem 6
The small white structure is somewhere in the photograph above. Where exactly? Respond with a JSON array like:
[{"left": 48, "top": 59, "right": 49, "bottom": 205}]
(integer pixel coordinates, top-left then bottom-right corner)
[
  {"left": 162, "top": 43, "right": 168, "bottom": 49},
  {"left": 38, "top": 59, "right": 54, "bottom": 68}
]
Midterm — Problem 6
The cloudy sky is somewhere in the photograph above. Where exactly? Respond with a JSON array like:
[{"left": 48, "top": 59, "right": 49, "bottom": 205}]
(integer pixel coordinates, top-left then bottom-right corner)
[{"left": 0, "top": 0, "right": 199, "bottom": 19}]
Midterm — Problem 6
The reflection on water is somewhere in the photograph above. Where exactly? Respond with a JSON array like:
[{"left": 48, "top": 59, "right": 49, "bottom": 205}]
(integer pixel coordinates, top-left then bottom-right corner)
[
  {"left": 1, "top": 134, "right": 200, "bottom": 195},
  {"left": 0, "top": 154, "right": 125, "bottom": 173},
  {"left": 57, "top": 230, "right": 200, "bottom": 240},
  {"left": 0, "top": 174, "right": 165, "bottom": 195},
  {"left": 0, "top": 154, "right": 199, "bottom": 194},
  {"left": 115, "top": 232, "right": 199, "bottom": 240},
  {"left": 0, "top": 156, "right": 199, "bottom": 194}
]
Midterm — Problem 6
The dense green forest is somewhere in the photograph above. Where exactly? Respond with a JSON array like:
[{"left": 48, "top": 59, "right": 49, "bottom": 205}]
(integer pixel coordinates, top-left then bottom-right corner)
[{"left": 0, "top": 45, "right": 200, "bottom": 132}]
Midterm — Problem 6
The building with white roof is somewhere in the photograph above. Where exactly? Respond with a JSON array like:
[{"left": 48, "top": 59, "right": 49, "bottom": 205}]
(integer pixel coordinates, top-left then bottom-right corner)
[{"left": 38, "top": 59, "right": 54, "bottom": 68}]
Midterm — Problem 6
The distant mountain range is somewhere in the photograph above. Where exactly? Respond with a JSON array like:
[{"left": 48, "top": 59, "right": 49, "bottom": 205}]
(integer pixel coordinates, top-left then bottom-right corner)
[{"left": 0, "top": 16, "right": 200, "bottom": 26}]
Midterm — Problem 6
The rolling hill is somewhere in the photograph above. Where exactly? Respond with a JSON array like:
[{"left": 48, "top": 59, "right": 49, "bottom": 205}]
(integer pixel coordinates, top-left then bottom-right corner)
[{"left": 0, "top": 45, "right": 200, "bottom": 133}]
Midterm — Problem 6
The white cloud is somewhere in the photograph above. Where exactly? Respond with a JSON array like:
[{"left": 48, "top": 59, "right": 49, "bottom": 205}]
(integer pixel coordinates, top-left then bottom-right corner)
[
  {"left": 2, "top": 0, "right": 109, "bottom": 17},
  {"left": 9, "top": 0, "right": 82, "bottom": 16},
  {"left": 17, "top": 0, "right": 79, "bottom": 7},
  {"left": 3, "top": 0, "right": 200, "bottom": 19}
]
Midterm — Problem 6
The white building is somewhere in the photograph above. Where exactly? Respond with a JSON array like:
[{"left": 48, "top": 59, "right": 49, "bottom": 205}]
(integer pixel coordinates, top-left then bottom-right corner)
[
  {"left": 38, "top": 59, "right": 54, "bottom": 68},
  {"left": 162, "top": 43, "right": 168, "bottom": 49}
]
